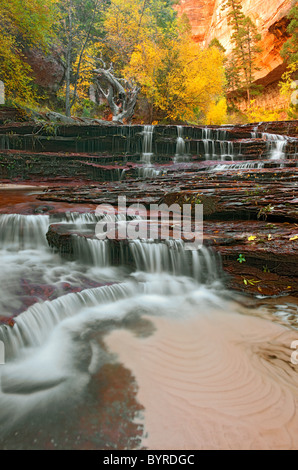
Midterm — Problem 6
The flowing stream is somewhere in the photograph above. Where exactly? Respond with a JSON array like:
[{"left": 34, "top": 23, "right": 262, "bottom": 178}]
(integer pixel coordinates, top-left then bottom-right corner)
[{"left": 0, "top": 210, "right": 298, "bottom": 450}]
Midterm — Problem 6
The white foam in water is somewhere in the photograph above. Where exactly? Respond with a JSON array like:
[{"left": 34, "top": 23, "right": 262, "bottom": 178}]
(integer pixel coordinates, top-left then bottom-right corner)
[
  {"left": 138, "top": 166, "right": 165, "bottom": 179},
  {"left": 0, "top": 213, "right": 222, "bottom": 360},
  {"left": 0, "top": 214, "right": 128, "bottom": 317},
  {"left": 1, "top": 209, "right": 298, "bottom": 449},
  {"left": 0, "top": 274, "right": 227, "bottom": 437},
  {"left": 211, "top": 161, "right": 265, "bottom": 171}
]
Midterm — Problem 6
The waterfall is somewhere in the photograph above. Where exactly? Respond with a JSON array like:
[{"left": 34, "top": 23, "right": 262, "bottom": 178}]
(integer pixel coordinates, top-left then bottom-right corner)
[
  {"left": 202, "top": 127, "right": 211, "bottom": 159},
  {"left": 271, "top": 139, "right": 287, "bottom": 160},
  {"left": 2, "top": 126, "right": 298, "bottom": 450},
  {"left": 0, "top": 214, "right": 49, "bottom": 249},
  {"left": 50, "top": 212, "right": 101, "bottom": 225},
  {"left": 138, "top": 167, "right": 165, "bottom": 179},
  {"left": 73, "top": 236, "right": 110, "bottom": 267},
  {"left": 50, "top": 212, "right": 127, "bottom": 226},
  {"left": 0, "top": 282, "right": 138, "bottom": 360},
  {"left": 0, "top": 229, "right": 223, "bottom": 361},
  {"left": 175, "top": 126, "right": 189, "bottom": 162},
  {"left": 211, "top": 161, "right": 265, "bottom": 171},
  {"left": 141, "top": 125, "right": 154, "bottom": 163},
  {"left": 216, "top": 129, "right": 228, "bottom": 141},
  {"left": 59, "top": 235, "right": 221, "bottom": 285},
  {"left": 201, "top": 128, "right": 236, "bottom": 161},
  {"left": 120, "top": 169, "right": 126, "bottom": 181},
  {"left": 251, "top": 125, "right": 259, "bottom": 139},
  {"left": 262, "top": 133, "right": 287, "bottom": 160},
  {"left": 128, "top": 239, "right": 220, "bottom": 283},
  {"left": 0, "top": 135, "right": 10, "bottom": 150},
  {"left": 49, "top": 231, "right": 221, "bottom": 286},
  {"left": 219, "top": 141, "right": 235, "bottom": 161}
]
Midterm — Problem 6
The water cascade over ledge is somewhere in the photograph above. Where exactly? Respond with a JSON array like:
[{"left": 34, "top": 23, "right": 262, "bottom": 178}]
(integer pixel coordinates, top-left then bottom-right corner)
[{"left": 0, "top": 120, "right": 298, "bottom": 450}]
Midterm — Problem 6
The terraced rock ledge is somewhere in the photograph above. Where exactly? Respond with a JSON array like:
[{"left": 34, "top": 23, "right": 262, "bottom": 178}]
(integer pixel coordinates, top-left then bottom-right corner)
[{"left": 1, "top": 121, "right": 297, "bottom": 298}]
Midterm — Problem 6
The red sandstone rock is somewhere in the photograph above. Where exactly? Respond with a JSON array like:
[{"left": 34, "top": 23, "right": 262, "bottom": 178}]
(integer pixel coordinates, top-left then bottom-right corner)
[
  {"left": 24, "top": 48, "right": 64, "bottom": 92},
  {"left": 176, "top": 0, "right": 293, "bottom": 87}
]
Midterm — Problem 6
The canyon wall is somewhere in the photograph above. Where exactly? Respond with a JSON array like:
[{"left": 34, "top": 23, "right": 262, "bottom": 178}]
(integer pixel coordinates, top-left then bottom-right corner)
[{"left": 176, "top": 0, "right": 296, "bottom": 87}]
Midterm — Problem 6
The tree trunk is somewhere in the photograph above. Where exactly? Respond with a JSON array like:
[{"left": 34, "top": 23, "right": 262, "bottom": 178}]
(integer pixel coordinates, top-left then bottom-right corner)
[
  {"left": 65, "top": 46, "right": 72, "bottom": 117},
  {"left": 94, "top": 66, "right": 140, "bottom": 123},
  {"left": 247, "top": 87, "right": 250, "bottom": 108}
]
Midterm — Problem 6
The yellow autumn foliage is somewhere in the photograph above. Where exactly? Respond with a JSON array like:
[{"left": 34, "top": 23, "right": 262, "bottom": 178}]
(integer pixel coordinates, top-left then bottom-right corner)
[
  {"left": 0, "top": 29, "right": 35, "bottom": 103},
  {"left": 127, "top": 37, "right": 226, "bottom": 122},
  {"left": 244, "top": 100, "right": 286, "bottom": 123},
  {"left": 205, "top": 98, "right": 227, "bottom": 125},
  {"left": 103, "top": 0, "right": 155, "bottom": 68},
  {"left": 0, "top": 0, "right": 55, "bottom": 103}
]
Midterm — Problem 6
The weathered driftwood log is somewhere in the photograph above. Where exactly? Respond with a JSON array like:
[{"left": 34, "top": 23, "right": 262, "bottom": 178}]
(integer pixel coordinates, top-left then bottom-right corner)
[{"left": 94, "top": 64, "right": 139, "bottom": 123}]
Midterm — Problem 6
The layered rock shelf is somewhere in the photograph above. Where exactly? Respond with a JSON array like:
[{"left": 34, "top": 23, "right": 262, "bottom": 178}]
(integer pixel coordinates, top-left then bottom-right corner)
[
  {"left": 46, "top": 217, "right": 298, "bottom": 297},
  {"left": 0, "top": 121, "right": 297, "bottom": 297},
  {"left": 0, "top": 122, "right": 297, "bottom": 159},
  {"left": 42, "top": 161, "right": 298, "bottom": 297}
]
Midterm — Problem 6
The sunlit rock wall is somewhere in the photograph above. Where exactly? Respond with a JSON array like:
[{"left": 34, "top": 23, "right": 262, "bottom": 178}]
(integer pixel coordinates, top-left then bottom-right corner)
[{"left": 176, "top": 0, "right": 296, "bottom": 86}]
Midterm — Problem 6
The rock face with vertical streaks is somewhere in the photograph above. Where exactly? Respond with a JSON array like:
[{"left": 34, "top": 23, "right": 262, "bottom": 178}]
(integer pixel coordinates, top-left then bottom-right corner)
[{"left": 176, "top": 0, "right": 295, "bottom": 86}]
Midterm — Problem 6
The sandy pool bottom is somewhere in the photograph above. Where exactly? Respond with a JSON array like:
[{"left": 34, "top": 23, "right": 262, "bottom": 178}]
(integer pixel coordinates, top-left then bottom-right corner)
[{"left": 106, "top": 309, "right": 298, "bottom": 450}]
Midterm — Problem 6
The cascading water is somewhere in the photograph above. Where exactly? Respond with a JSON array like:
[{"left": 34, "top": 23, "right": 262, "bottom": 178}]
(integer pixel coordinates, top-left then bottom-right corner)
[
  {"left": 50, "top": 212, "right": 128, "bottom": 227},
  {"left": 0, "top": 214, "right": 49, "bottom": 249},
  {"left": 0, "top": 281, "right": 138, "bottom": 360},
  {"left": 262, "top": 133, "right": 288, "bottom": 160},
  {"left": 0, "top": 210, "right": 226, "bottom": 433},
  {"left": 176, "top": 126, "right": 186, "bottom": 155},
  {"left": 211, "top": 161, "right": 265, "bottom": 171},
  {"left": 137, "top": 167, "right": 165, "bottom": 179},
  {"left": 141, "top": 125, "right": 154, "bottom": 164},
  {"left": 202, "top": 127, "right": 212, "bottom": 159},
  {"left": 219, "top": 141, "right": 235, "bottom": 161},
  {"left": 127, "top": 239, "right": 220, "bottom": 283},
  {"left": 72, "top": 236, "right": 111, "bottom": 267},
  {"left": 50, "top": 212, "right": 101, "bottom": 225},
  {"left": 0, "top": 135, "right": 10, "bottom": 150},
  {"left": 0, "top": 199, "right": 297, "bottom": 448},
  {"left": 201, "top": 128, "right": 238, "bottom": 161},
  {"left": 174, "top": 126, "right": 189, "bottom": 162}
]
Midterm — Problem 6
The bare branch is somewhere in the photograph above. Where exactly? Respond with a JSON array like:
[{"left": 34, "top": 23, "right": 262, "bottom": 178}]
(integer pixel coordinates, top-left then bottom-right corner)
[{"left": 93, "top": 63, "right": 139, "bottom": 123}]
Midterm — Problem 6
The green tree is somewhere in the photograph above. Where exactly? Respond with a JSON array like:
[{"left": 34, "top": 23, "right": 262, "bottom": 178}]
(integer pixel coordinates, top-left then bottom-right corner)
[
  {"left": 99, "top": 0, "right": 182, "bottom": 121},
  {"left": 55, "top": 0, "right": 107, "bottom": 116},
  {"left": 208, "top": 38, "right": 226, "bottom": 54},
  {"left": 281, "top": 4, "right": 298, "bottom": 64},
  {"left": 102, "top": 0, "right": 178, "bottom": 71},
  {"left": 222, "top": 0, "right": 262, "bottom": 105},
  {"left": 280, "top": 4, "right": 298, "bottom": 119},
  {"left": 280, "top": 62, "right": 298, "bottom": 119}
]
